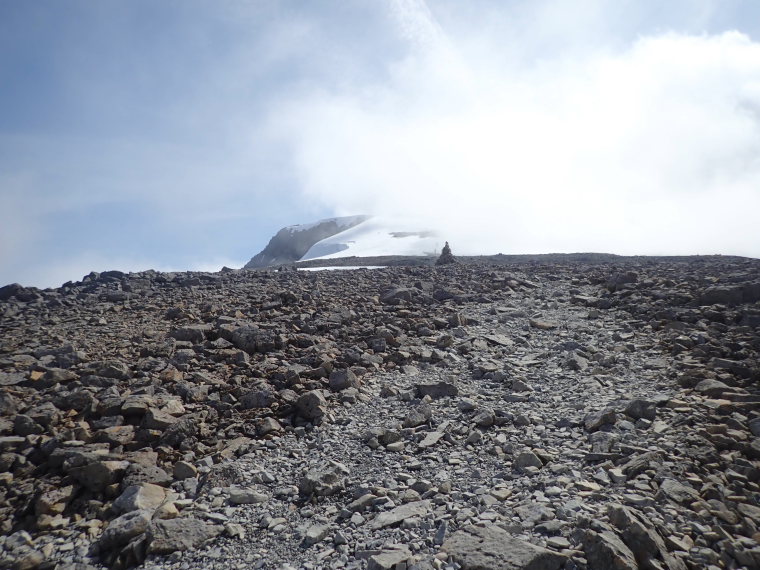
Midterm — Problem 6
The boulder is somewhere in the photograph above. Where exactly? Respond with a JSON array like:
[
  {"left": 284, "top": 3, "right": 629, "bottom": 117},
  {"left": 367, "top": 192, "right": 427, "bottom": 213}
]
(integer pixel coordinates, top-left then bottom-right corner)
[
  {"left": 442, "top": 525, "right": 566, "bottom": 569},
  {"left": 146, "top": 517, "right": 223, "bottom": 554},
  {"left": 299, "top": 461, "right": 349, "bottom": 497},
  {"left": 296, "top": 390, "right": 328, "bottom": 420}
]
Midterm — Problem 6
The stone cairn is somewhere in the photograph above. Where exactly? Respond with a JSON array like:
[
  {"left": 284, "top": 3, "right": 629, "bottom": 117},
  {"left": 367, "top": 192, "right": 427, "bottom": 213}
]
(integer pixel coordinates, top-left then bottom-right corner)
[{"left": 435, "top": 241, "right": 457, "bottom": 266}]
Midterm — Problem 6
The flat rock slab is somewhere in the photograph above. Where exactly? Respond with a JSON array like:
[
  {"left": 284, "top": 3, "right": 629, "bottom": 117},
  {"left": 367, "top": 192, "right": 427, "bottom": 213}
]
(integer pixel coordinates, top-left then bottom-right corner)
[
  {"left": 369, "top": 500, "right": 431, "bottom": 530},
  {"left": 147, "top": 517, "right": 223, "bottom": 554},
  {"left": 442, "top": 525, "right": 567, "bottom": 570}
]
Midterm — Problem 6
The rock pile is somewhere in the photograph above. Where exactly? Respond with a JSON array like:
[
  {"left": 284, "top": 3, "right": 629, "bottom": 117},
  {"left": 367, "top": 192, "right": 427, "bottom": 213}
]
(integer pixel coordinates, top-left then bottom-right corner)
[
  {"left": 435, "top": 243, "right": 457, "bottom": 266},
  {"left": 0, "top": 256, "right": 758, "bottom": 569}
]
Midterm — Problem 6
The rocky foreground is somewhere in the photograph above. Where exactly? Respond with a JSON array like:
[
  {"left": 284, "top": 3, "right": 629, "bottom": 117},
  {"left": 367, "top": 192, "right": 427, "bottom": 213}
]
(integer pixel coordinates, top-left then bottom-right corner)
[{"left": 1, "top": 257, "right": 759, "bottom": 570}]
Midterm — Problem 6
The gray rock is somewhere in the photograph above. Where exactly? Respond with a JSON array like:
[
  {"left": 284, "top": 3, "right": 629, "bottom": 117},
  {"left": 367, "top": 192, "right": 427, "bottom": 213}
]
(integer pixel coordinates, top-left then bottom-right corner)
[
  {"left": 68, "top": 460, "right": 130, "bottom": 492},
  {"left": 624, "top": 399, "right": 656, "bottom": 421},
  {"left": 584, "top": 409, "right": 616, "bottom": 432},
  {"left": 415, "top": 382, "right": 458, "bottom": 399},
  {"left": 368, "top": 544, "right": 413, "bottom": 570},
  {"left": 296, "top": 390, "right": 328, "bottom": 421},
  {"left": 607, "top": 503, "right": 687, "bottom": 570},
  {"left": 299, "top": 461, "right": 349, "bottom": 497},
  {"left": 369, "top": 500, "right": 431, "bottom": 530},
  {"left": 403, "top": 404, "right": 432, "bottom": 428},
  {"left": 98, "top": 509, "right": 152, "bottom": 550},
  {"left": 228, "top": 487, "right": 269, "bottom": 505},
  {"left": 229, "top": 325, "right": 281, "bottom": 354},
  {"left": 380, "top": 287, "right": 414, "bottom": 305},
  {"left": 241, "top": 386, "right": 277, "bottom": 409},
  {"left": 147, "top": 517, "right": 223, "bottom": 554},
  {"left": 514, "top": 451, "right": 543, "bottom": 471},
  {"left": 173, "top": 461, "right": 198, "bottom": 480},
  {"left": 583, "top": 529, "right": 637, "bottom": 570},
  {"left": 694, "top": 378, "right": 731, "bottom": 397},
  {"left": 328, "top": 368, "right": 360, "bottom": 392},
  {"left": 442, "top": 525, "right": 566, "bottom": 569},
  {"left": 84, "top": 360, "right": 131, "bottom": 381},
  {"left": 301, "top": 523, "right": 330, "bottom": 547},
  {"left": 112, "top": 483, "right": 166, "bottom": 515},
  {"left": 159, "top": 417, "right": 197, "bottom": 447},
  {"left": 656, "top": 478, "right": 700, "bottom": 504},
  {"left": 169, "top": 325, "right": 211, "bottom": 343},
  {"left": 143, "top": 408, "right": 178, "bottom": 430}
]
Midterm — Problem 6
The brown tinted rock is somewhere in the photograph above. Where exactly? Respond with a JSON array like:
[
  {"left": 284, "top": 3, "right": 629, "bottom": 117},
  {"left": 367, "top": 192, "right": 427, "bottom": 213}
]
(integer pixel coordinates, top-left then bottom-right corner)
[
  {"left": 69, "top": 460, "right": 129, "bottom": 492},
  {"left": 328, "top": 368, "right": 360, "bottom": 392},
  {"left": 296, "top": 390, "right": 328, "bottom": 420}
]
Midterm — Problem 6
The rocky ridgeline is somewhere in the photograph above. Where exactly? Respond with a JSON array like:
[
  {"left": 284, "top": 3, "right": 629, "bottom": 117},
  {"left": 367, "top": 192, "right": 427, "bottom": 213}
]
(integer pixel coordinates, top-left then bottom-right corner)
[{"left": 0, "top": 257, "right": 759, "bottom": 570}]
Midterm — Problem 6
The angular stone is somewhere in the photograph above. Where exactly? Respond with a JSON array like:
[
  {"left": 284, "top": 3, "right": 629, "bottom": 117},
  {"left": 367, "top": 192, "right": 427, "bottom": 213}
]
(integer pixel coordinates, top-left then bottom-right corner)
[
  {"left": 169, "top": 325, "right": 211, "bottom": 344},
  {"left": 301, "top": 523, "right": 330, "bottom": 547},
  {"left": 228, "top": 487, "right": 269, "bottom": 505},
  {"left": 296, "top": 390, "right": 328, "bottom": 420},
  {"left": 656, "top": 479, "right": 700, "bottom": 504},
  {"left": 695, "top": 379, "right": 732, "bottom": 397},
  {"left": 419, "top": 431, "right": 444, "bottom": 449},
  {"left": 583, "top": 529, "right": 637, "bottom": 570},
  {"left": 624, "top": 399, "right": 657, "bottom": 421},
  {"left": 403, "top": 404, "right": 432, "bottom": 428},
  {"left": 112, "top": 483, "right": 167, "bottom": 515},
  {"left": 299, "top": 461, "right": 349, "bottom": 497},
  {"left": 143, "top": 408, "right": 178, "bottom": 430},
  {"left": 514, "top": 451, "right": 543, "bottom": 471},
  {"left": 370, "top": 500, "right": 431, "bottom": 530},
  {"left": 96, "top": 425, "right": 135, "bottom": 446},
  {"left": 584, "top": 409, "right": 617, "bottom": 432},
  {"left": 172, "top": 460, "right": 198, "bottom": 480},
  {"left": 530, "top": 319, "right": 559, "bottom": 330},
  {"left": 98, "top": 509, "right": 152, "bottom": 550},
  {"left": 442, "top": 525, "right": 566, "bottom": 569},
  {"left": 380, "top": 287, "right": 414, "bottom": 305},
  {"left": 415, "top": 382, "right": 458, "bottom": 399},
  {"left": 147, "top": 517, "right": 223, "bottom": 554},
  {"left": 35, "top": 485, "right": 74, "bottom": 516},
  {"left": 328, "top": 368, "right": 360, "bottom": 391},
  {"left": 368, "top": 544, "right": 413, "bottom": 570},
  {"left": 68, "top": 459, "right": 130, "bottom": 492},
  {"left": 607, "top": 503, "right": 687, "bottom": 570}
]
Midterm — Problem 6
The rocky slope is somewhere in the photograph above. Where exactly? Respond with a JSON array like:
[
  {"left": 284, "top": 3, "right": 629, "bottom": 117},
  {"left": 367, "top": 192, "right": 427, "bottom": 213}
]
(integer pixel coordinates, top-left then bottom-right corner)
[
  {"left": 243, "top": 217, "right": 369, "bottom": 269},
  {"left": 0, "top": 256, "right": 759, "bottom": 569}
]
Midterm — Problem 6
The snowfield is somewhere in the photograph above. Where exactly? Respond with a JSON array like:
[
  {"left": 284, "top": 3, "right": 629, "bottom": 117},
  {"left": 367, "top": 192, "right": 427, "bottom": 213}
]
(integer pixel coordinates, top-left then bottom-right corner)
[{"left": 301, "top": 216, "right": 441, "bottom": 260}]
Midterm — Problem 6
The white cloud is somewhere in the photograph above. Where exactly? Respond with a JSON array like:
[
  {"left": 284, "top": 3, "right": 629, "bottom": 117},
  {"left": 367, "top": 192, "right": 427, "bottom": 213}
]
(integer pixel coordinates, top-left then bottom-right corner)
[{"left": 277, "top": 3, "right": 760, "bottom": 257}]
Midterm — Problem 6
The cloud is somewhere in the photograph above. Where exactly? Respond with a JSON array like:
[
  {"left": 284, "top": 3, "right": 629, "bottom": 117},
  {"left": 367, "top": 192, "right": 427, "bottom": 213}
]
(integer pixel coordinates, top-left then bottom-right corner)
[{"left": 277, "top": 1, "right": 760, "bottom": 257}]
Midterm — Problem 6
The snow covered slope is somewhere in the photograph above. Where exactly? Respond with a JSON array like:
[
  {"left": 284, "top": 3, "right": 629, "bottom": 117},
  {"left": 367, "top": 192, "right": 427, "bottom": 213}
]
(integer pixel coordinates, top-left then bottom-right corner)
[
  {"left": 244, "top": 216, "right": 441, "bottom": 268},
  {"left": 243, "top": 216, "right": 369, "bottom": 268},
  {"left": 302, "top": 217, "right": 440, "bottom": 260}
]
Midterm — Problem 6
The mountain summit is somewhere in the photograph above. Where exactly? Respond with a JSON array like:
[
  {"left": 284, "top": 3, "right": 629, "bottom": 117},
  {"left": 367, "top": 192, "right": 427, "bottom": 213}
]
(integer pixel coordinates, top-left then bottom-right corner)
[
  {"left": 244, "top": 216, "right": 441, "bottom": 268},
  {"left": 243, "top": 216, "right": 369, "bottom": 269}
]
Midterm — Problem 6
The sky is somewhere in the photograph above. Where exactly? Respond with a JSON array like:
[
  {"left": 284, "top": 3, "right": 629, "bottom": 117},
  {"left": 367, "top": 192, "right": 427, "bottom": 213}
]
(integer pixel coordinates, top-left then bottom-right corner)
[{"left": 1, "top": 0, "right": 760, "bottom": 288}]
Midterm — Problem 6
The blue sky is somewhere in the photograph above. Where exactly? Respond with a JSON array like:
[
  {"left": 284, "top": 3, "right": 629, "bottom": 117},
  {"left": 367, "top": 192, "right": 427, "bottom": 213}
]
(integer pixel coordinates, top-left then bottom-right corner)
[{"left": 2, "top": 1, "right": 760, "bottom": 287}]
